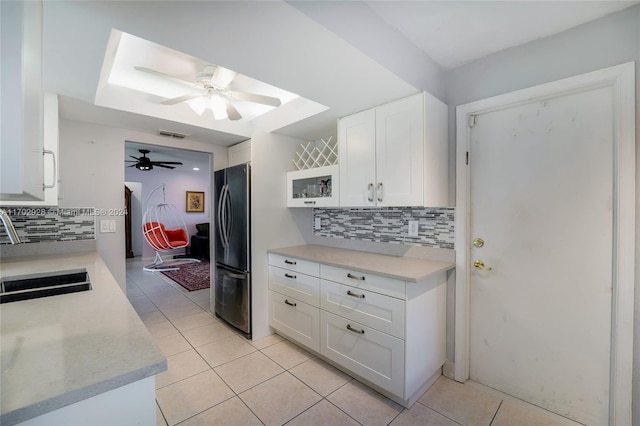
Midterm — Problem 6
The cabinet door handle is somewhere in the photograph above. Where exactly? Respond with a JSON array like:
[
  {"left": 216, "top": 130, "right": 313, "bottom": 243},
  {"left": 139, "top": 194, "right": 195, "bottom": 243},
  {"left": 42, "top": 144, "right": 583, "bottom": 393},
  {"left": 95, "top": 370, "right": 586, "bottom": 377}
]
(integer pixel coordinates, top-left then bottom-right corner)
[
  {"left": 304, "top": 201, "right": 316, "bottom": 205},
  {"left": 347, "top": 324, "right": 365, "bottom": 334},
  {"left": 367, "top": 183, "right": 374, "bottom": 202},
  {"left": 43, "top": 149, "right": 57, "bottom": 189},
  {"left": 284, "top": 299, "right": 297, "bottom": 307},
  {"left": 377, "top": 182, "right": 383, "bottom": 203},
  {"left": 347, "top": 290, "right": 365, "bottom": 299},
  {"left": 284, "top": 273, "right": 297, "bottom": 279},
  {"left": 347, "top": 273, "right": 365, "bottom": 281},
  {"left": 284, "top": 260, "right": 297, "bottom": 265}
]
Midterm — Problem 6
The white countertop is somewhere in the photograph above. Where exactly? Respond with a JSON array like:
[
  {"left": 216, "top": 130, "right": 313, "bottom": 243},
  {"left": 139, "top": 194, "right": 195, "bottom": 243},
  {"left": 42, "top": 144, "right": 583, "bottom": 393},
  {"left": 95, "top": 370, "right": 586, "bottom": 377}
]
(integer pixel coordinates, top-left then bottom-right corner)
[
  {"left": 0, "top": 251, "right": 167, "bottom": 425},
  {"left": 268, "top": 244, "right": 454, "bottom": 282}
]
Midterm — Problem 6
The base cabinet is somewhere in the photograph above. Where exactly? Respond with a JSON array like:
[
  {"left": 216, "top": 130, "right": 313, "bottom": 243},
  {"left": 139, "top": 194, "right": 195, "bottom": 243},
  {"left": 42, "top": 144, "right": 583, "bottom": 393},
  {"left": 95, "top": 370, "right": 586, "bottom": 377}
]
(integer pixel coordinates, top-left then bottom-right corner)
[
  {"left": 320, "top": 310, "right": 405, "bottom": 396},
  {"left": 268, "top": 253, "right": 447, "bottom": 407}
]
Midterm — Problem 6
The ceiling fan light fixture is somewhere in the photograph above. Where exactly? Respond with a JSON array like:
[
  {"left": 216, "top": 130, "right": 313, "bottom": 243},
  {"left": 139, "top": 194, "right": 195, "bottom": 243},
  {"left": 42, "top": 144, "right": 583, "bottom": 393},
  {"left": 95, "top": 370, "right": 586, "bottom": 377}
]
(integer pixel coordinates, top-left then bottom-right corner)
[
  {"left": 187, "top": 96, "right": 208, "bottom": 115},
  {"left": 209, "top": 95, "right": 228, "bottom": 120}
]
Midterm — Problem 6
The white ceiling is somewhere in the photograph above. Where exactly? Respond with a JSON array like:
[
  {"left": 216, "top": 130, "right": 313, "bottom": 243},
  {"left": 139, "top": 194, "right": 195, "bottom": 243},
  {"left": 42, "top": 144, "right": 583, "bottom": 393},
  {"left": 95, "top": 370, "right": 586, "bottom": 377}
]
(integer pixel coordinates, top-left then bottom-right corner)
[
  {"left": 364, "top": 1, "right": 640, "bottom": 69},
  {"left": 45, "top": 1, "right": 639, "bottom": 149}
]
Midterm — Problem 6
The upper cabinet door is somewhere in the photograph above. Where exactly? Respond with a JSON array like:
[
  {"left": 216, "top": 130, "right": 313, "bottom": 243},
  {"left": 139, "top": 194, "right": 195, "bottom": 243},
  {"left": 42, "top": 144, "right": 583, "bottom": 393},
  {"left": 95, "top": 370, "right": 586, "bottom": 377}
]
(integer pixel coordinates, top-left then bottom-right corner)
[
  {"left": 338, "top": 109, "right": 376, "bottom": 207},
  {"left": 0, "top": 1, "right": 45, "bottom": 202},
  {"left": 375, "top": 93, "right": 424, "bottom": 207}
]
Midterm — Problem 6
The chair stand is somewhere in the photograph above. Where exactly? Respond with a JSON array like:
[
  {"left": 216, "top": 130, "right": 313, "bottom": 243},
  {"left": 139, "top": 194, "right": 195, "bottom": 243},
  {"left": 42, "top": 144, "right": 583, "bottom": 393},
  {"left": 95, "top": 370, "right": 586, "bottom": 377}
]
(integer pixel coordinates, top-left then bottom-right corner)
[{"left": 143, "top": 252, "right": 201, "bottom": 272}]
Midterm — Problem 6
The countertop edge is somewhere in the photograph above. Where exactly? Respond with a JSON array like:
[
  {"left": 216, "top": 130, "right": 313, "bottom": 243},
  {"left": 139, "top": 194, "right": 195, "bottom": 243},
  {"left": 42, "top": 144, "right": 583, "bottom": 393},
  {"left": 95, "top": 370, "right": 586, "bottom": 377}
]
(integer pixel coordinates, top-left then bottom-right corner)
[
  {"left": 268, "top": 245, "right": 455, "bottom": 282},
  {"left": 1, "top": 360, "right": 168, "bottom": 426}
]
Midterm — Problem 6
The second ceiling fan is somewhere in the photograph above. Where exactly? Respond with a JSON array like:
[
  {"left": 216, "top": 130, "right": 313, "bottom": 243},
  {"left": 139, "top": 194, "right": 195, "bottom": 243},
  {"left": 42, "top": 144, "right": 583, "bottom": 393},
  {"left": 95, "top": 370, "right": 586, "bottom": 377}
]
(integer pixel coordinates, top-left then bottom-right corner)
[{"left": 135, "top": 65, "right": 282, "bottom": 121}]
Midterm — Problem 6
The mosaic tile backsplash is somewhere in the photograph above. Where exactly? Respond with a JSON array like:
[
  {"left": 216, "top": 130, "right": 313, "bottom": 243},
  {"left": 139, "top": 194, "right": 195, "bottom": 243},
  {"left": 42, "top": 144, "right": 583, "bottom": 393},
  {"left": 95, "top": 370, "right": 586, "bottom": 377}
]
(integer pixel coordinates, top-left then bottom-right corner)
[
  {"left": 0, "top": 207, "right": 96, "bottom": 244},
  {"left": 313, "top": 207, "right": 455, "bottom": 249}
]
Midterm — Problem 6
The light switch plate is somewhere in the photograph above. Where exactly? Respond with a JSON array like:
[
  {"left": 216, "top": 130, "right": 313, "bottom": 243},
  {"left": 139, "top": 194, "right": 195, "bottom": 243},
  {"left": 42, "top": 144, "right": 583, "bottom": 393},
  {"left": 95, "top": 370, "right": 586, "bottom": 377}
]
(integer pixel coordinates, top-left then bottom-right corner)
[
  {"left": 100, "top": 220, "right": 116, "bottom": 233},
  {"left": 314, "top": 217, "right": 322, "bottom": 230},
  {"left": 408, "top": 220, "right": 419, "bottom": 237}
]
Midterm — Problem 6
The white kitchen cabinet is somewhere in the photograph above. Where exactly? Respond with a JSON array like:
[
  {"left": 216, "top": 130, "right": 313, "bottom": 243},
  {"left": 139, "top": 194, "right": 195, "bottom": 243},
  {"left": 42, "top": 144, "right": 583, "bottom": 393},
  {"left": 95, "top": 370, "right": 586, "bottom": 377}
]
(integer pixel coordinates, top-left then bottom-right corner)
[
  {"left": 267, "top": 251, "right": 447, "bottom": 408},
  {"left": 287, "top": 165, "right": 339, "bottom": 208},
  {"left": 1, "top": 93, "right": 59, "bottom": 206},
  {"left": 0, "top": 1, "right": 49, "bottom": 203},
  {"left": 338, "top": 92, "right": 448, "bottom": 207}
]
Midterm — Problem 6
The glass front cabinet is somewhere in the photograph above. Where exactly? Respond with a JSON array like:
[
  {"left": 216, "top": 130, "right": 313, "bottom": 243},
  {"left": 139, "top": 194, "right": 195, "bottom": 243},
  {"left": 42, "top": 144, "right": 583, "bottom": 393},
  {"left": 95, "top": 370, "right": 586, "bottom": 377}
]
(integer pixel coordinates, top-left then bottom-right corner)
[{"left": 287, "top": 165, "right": 339, "bottom": 208}]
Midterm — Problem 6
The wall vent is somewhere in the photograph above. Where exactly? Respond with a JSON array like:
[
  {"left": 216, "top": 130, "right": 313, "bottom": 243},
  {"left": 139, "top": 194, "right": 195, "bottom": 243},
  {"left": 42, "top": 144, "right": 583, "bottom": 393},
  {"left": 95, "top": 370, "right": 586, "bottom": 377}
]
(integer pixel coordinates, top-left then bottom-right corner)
[{"left": 157, "top": 130, "right": 189, "bottom": 139}]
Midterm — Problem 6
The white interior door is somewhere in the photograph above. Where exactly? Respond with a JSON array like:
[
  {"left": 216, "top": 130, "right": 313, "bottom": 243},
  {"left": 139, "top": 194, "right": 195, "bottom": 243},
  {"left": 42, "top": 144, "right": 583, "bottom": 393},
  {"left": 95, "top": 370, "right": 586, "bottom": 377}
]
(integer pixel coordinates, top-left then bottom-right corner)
[{"left": 468, "top": 86, "right": 614, "bottom": 425}]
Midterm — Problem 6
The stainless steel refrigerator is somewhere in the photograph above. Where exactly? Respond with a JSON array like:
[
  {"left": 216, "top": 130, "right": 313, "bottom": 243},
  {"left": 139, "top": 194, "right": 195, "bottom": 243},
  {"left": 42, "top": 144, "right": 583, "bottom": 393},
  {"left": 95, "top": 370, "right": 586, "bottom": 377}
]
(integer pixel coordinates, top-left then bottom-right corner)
[{"left": 214, "top": 163, "right": 251, "bottom": 338}]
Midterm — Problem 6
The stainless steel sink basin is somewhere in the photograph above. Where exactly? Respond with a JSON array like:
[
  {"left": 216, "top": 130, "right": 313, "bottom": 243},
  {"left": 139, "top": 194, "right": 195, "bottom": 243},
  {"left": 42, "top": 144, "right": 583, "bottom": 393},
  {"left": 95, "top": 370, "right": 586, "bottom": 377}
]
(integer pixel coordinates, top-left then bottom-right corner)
[{"left": 0, "top": 269, "right": 92, "bottom": 304}]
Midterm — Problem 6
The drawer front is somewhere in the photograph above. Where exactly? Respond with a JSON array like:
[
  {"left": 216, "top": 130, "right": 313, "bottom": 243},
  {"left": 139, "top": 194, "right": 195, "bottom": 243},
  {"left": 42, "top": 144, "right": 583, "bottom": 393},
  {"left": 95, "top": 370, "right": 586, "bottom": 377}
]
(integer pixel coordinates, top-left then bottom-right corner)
[
  {"left": 320, "top": 280, "right": 405, "bottom": 338},
  {"left": 269, "top": 266, "right": 320, "bottom": 307},
  {"left": 268, "top": 254, "right": 319, "bottom": 276},
  {"left": 269, "top": 291, "right": 320, "bottom": 352},
  {"left": 320, "top": 311, "right": 404, "bottom": 397},
  {"left": 320, "top": 264, "right": 406, "bottom": 300}
]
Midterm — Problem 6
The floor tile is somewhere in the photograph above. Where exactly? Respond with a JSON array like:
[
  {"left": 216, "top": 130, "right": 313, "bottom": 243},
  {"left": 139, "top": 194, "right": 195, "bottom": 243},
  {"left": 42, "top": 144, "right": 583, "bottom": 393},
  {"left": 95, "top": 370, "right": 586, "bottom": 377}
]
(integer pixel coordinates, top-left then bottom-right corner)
[
  {"left": 419, "top": 377, "right": 501, "bottom": 426},
  {"left": 214, "top": 351, "right": 284, "bottom": 393},
  {"left": 179, "top": 396, "right": 262, "bottom": 426},
  {"left": 138, "top": 310, "right": 167, "bottom": 326},
  {"left": 182, "top": 322, "right": 236, "bottom": 347},
  {"left": 239, "top": 372, "right": 322, "bottom": 426},
  {"left": 290, "top": 357, "right": 352, "bottom": 397},
  {"left": 261, "top": 339, "right": 313, "bottom": 369},
  {"left": 156, "top": 370, "right": 234, "bottom": 425},
  {"left": 159, "top": 302, "right": 204, "bottom": 320},
  {"left": 196, "top": 335, "right": 256, "bottom": 367},
  {"left": 129, "top": 296, "right": 158, "bottom": 315},
  {"left": 250, "top": 333, "right": 284, "bottom": 350},
  {"left": 492, "top": 400, "right": 575, "bottom": 426},
  {"left": 156, "top": 402, "right": 168, "bottom": 426},
  {"left": 287, "top": 400, "right": 360, "bottom": 426},
  {"left": 155, "top": 350, "right": 210, "bottom": 389},
  {"left": 155, "top": 333, "right": 192, "bottom": 357},
  {"left": 327, "top": 380, "right": 403, "bottom": 426},
  {"left": 390, "top": 402, "right": 460, "bottom": 426},
  {"left": 170, "top": 311, "right": 216, "bottom": 332},
  {"left": 145, "top": 319, "right": 179, "bottom": 340}
]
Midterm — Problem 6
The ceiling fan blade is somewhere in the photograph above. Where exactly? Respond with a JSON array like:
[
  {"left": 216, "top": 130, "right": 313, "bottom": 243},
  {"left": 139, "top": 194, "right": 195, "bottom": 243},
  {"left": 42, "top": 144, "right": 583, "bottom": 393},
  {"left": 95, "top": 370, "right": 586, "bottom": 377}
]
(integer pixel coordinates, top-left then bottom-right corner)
[
  {"left": 211, "top": 66, "right": 237, "bottom": 88},
  {"left": 150, "top": 161, "right": 183, "bottom": 165},
  {"left": 127, "top": 164, "right": 137, "bottom": 168},
  {"left": 226, "top": 90, "right": 282, "bottom": 107},
  {"left": 129, "top": 155, "right": 142, "bottom": 160},
  {"left": 134, "top": 66, "right": 195, "bottom": 88},
  {"left": 223, "top": 98, "right": 242, "bottom": 121},
  {"left": 125, "top": 160, "right": 138, "bottom": 163},
  {"left": 155, "top": 164, "right": 176, "bottom": 169},
  {"left": 161, "top": 93, "right": 203, "bottom": 105}
]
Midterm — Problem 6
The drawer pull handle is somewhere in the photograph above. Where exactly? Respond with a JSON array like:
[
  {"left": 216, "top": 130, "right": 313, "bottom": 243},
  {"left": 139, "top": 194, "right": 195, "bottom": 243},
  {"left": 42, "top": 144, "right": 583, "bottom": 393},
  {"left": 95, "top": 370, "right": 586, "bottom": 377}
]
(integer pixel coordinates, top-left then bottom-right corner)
[
  {"left": 284, "top": 299, "right": 297, "bottom": 307},
  {"left": 347, "top": 290, "right": 365, "bottom": 299},
  {"left": 304, "top": 201, "right": 316, "bottom": 204},
  {"left": 347, "top": 324, "right": 365, "bottom": 334},
  {"left": 284, "top": 273, "right": 297, "bottom": 279},
  {"left": 284, "top": 260, "right": 297, "bottom": 265},
  {"left": 347, "top": 273, "right": 365, "bottom": 281}
]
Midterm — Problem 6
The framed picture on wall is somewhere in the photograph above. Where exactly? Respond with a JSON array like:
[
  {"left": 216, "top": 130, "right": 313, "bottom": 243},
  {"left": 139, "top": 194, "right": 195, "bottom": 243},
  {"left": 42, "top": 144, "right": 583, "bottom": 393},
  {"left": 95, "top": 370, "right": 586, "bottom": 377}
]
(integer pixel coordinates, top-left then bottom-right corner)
[{"left": 186, "top": 191, "right": 205, "bottom": 213}]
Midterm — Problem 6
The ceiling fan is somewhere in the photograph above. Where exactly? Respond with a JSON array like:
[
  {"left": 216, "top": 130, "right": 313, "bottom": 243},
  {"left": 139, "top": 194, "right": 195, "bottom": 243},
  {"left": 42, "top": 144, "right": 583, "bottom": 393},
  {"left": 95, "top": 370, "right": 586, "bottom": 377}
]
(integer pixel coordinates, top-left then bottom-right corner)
[
  {"left": 135, "top": 64, "right": 282, "bottom": 121},
  {"left": 126, "top": 149, "right": 183, "bottom": 171}
]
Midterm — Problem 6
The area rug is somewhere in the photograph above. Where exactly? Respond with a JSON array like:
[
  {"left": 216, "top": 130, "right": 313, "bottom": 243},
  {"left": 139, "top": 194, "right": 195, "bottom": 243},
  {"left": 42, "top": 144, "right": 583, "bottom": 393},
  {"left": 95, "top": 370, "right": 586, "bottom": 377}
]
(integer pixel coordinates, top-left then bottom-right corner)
[{"left": 161, "top": 260, "right": 210, "bottom": 291}]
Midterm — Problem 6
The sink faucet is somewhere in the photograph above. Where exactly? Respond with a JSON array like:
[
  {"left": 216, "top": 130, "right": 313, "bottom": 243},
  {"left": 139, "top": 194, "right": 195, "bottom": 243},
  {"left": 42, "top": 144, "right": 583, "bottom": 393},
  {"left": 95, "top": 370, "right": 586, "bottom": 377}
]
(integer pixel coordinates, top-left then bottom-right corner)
[{"left": 0, "top": 208, "right": 21, "bottom": 244}]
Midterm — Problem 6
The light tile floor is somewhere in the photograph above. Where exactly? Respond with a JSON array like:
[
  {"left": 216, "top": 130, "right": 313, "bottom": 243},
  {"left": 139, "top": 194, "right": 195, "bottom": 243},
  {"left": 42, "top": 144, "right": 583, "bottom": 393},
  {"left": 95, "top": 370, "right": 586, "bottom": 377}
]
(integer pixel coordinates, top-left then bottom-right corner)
[{"left": 126, "top": 259, "right": 581, "bottom": 426}]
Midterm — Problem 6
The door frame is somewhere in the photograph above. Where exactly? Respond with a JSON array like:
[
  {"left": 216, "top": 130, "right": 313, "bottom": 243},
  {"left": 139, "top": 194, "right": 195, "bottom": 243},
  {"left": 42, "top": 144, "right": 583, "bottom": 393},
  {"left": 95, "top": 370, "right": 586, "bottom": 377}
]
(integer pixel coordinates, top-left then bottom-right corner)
[{"left": 454, "top": 62, "right": 635, "bottom": 424}]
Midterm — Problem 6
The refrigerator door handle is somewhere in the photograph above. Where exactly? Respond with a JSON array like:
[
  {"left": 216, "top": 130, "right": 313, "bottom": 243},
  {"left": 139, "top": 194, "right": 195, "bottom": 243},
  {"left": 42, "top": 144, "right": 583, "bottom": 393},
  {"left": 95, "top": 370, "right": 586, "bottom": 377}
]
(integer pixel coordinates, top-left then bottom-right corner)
[
  {"left": 224, "top": 184, "right": 232, "bottom": 247},
  {"left": 218, "top": 184, "right": 228, "bottom": 248}
]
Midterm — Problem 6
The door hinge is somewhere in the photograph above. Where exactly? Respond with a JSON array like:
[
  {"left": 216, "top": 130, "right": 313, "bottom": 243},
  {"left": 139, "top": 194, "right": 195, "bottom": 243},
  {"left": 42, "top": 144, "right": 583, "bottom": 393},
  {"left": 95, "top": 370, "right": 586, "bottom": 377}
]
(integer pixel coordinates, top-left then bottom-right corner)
[
  {"left": 466, "top": 151, "right": 469, "bottom": 165},
  {"left": 468, "top": 115, "right": 477, "bottom": 127}
]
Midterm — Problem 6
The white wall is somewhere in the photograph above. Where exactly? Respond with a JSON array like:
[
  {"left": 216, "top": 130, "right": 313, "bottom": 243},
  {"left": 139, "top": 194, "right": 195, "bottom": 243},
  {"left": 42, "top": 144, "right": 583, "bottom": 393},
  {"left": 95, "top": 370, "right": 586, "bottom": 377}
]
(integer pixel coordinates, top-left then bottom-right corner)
[
  {"left": 59, "top": 118, "right": 228, "bottom": 290},
  {"left": 125, "top": 166, "right": 210, "bottom": 259},
  {"left": 250, "top": 131, "right": 308, "bottom": 340},
  {"left": 444, "top": 4, "right": 640, "bottom": 419}
]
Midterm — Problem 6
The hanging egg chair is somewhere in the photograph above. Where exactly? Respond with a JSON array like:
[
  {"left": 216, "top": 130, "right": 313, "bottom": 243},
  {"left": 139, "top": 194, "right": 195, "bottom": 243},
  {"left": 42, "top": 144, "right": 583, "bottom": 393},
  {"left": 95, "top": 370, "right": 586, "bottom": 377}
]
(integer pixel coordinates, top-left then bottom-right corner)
[{"left": 142, "top": 184, "right": 201, "bottom": 272}]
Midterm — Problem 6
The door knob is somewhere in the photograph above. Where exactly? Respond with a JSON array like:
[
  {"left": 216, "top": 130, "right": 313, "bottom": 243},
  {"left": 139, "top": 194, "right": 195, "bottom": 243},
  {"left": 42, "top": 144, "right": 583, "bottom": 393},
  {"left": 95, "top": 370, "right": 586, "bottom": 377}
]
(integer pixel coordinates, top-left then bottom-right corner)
[{"left": 473, "top": 260, "right": 492, "bottom": 271}]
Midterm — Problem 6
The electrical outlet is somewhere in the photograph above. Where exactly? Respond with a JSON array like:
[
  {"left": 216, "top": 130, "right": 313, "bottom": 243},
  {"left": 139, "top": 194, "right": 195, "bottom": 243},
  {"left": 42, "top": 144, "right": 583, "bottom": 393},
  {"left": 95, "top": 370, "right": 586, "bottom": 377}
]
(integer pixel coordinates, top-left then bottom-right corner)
[
  {"left": 314, "top": 217, "right": 322, "bottom": 230},
  {"left": 408, "top": 220, "right": 419, "bottom": 237}
]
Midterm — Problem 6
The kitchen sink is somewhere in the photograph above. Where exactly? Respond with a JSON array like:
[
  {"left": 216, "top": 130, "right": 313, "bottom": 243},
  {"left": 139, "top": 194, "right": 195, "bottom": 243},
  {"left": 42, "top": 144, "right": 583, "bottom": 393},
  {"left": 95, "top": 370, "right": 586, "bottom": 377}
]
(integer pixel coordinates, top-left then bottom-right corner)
[{"left": 0, "top": 269, "right": 92, "bottom": 304}]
